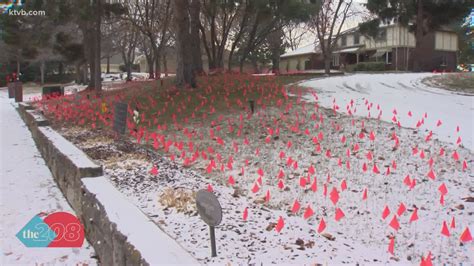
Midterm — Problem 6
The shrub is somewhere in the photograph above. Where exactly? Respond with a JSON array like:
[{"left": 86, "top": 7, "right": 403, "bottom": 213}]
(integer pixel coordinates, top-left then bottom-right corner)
[{"left": 351, "top": 62, "right": 386, "bottom": 72}]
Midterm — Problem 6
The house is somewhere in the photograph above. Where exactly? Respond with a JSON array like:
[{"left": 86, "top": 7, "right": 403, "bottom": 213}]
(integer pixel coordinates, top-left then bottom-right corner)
[
  {"left": 101, "top": 53, "right": 124, "bottom": 73},
  {"left": 135, "top": 47, "right": 257, "bottom": 74},
  {"left": 280, "top": 23, "right": 459, "bottom": 72}
]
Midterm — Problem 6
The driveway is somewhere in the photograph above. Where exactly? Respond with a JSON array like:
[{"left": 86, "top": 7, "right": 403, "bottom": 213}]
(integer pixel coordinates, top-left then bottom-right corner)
[{"left": 299, "top": 73, "right": 474, "bottom": 151}]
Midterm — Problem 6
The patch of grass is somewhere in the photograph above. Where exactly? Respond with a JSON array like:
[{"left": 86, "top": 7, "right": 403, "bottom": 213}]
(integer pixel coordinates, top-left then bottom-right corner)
[{"left": 423, "top": 73, "right": 474, "bottom": 94}]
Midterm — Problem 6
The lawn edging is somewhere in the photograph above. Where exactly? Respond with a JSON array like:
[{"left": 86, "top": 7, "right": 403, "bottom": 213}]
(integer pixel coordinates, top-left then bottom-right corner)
[{"left": 16, "top": 102, "right": 198, "bottom": 265}]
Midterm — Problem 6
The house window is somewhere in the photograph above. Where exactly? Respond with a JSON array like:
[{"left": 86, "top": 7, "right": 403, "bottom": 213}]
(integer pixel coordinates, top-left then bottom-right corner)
[
  {"left": 440, "top": 55, "right": 447, "bottom": 66},
  {"left": 377, "top": 28, "right": 387, "bottom": 41},
  {"left": 341, "top": 36, "right": 347, "bottom": 46},
  {"left": 354, "top": 33, "right": 360, "bottom": 44},
  {"left": 386, "top": 52, "right": 392, "bottom": 64},
  {"left": 332, "top": 55, "right": 340, "bottom": 67}
]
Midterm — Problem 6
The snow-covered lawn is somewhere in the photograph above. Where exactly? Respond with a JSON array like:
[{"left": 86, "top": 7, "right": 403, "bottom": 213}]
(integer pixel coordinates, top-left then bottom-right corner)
[
  {"left": 52, "top": 71, "right": 473, "bottom": 264},
  {"left": 299, "top": 73, "right": 474, "bottom": 151},
  {"left": 0, "top": 91, "right": 97, "bottom": 265}
]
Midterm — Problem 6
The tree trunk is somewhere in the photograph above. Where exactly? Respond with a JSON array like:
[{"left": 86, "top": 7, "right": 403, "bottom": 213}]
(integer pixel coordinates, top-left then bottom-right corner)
[
  {"left": 106, "top": 55, "right": 110, "bottom": 74},
  {"left": 93, "top": 0, "right": 102, "bottom": 91},
  {"left": 190, "top": 0, "right": 203, "bottom": 75},
  {"left": 324, "top": 55, "right": 331, "bottom": 75},
  {"left": 163, "top": 54, "right": 168, "bottom": 76},
  {"left": 173, "top": 0, "right": 196, "bottom": 88},
  {"left": 126, "top": 63, "right": 132, "bottom": 81},
  {"left": 59, "top": 62, "right": 64, "bottom": 76},
  {"left": 146, "top": 55, "right": 154, "bottom": 79},
  {"left": 154, "top": 52, "right": 161, "bottom": 79},
  {"left": 40, "top": 60, "right": 45, "bottom": 85}
]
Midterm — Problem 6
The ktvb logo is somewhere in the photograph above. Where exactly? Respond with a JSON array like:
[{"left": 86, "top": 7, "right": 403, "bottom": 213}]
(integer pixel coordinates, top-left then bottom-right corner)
[{"left": 0, "top": 0, "right": 24, "bottom": 14}]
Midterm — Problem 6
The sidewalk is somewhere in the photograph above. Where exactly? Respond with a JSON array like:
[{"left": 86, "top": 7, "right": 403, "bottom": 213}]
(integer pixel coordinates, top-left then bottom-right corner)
[{"left": 0, "top": 90, "right": 97, "bottom": 265}]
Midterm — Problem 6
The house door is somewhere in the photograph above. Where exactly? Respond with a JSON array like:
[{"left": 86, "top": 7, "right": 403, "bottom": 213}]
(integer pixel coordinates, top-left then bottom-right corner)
[{"left": 304, "top": 60, "right": 311, "bottom": 70}]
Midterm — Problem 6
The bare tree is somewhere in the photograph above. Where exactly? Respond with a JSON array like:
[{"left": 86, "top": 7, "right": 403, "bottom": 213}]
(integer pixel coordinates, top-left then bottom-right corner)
[
  {"left": 310, "top": 0, "right": 353, "bottom": 74},
  {"left": 283, "top": 22, "right": 309, "bottom": 51},
  {"left": 174, "top": 0, "right": 196, "bottom": 88},
  {"left": 115, "top": 21, "right": 139, "bottom": 81},
  {"left": 122, "top": 0, "right": 172, "bottom": 79}
]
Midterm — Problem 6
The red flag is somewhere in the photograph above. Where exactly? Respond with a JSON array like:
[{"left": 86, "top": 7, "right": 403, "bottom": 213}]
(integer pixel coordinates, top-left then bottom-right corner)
[
  {"left": 325, "top": 149, "right": 331, "bottom": 158},
  {"left": 341, "top": 179, "right": 347, "bottom": 191},
  {"left": 427, "top": 169, "right": 436, "bottom": 180},
  {"left": 410, "top": 178, "right": 416, "bottom": 190},
  {"left": 438, "top": 183, "right": 448, "bottom": 195},
  {"left": 410, "top": 208, "right": 419, "bottom": 223},
  {"left": 460, "top": 227, "right": 473, "bottom": 243},
  {"left": 335, "top": 207, "right": 345, "bottom": 221},
  {"left": 436, "top": 119, "right": 442, "bottom": 127},
  {"left": 311, "top": 178, "right": 318, "bottom": 192},
  {"left": 308, "top": 165, "right": 315, "bottom": 175},
  {"left": 228, "top": 175, "right": 235, "bottom": 185},
  {"left": 382, "top": 205, "right": 391, "bottom": 220},
  {"left": 439, "top": 147, "right": 445, "bottom": 156},
  {"left": 207, "top": 184, "right": 214, "bottom": 192},
  {"left": 291, "top": 199, "right": 301, "bottom": 213},
  {"left": 362, "top": 163, "right": 368, "bottom": 172},
  {"left": 257, "top": 176, "right": 263, "bottom": 186},
  {"left": 420, "top": 150, "right": 425, "bottom": 159},
  {"left": 373, "top": 163, "right": 380, "bottom": 174},
  {"left": 278, "top": 169, "right": 285, "bottom": 179},
  {"left": 317, "top": 218, "right": 326, "bottom": 233},
  {"left": 403, "top": 175, "right": 411, "bottom": 187},
  {"left": 353, "top": 143, "right": 360, "bottom": 152},
  {"left": 265, "top": 190, "right": 271, "bottom": 203},
  {"left": 258, "top": 168, "right": 264, "bottom": 176},
  {"left": 388, "top": 237, "right": 395, "bottom": 255},
  {"left": 450, "top": 216, "right": 456, "bottom": 228},
  {"left": 441, "top": 221, "right": 450, "bottom": 237},
  {"left": 463, "top": 160, "right": 468, "bottom": 171},
  {"left": 330, "top": 187, "right": 340, "bottom": 205},
  {"left": 279, "top": 151, "right": 285, "bottom": 159},
  {"left": 149, "top": 165, "right": 158, "bottom": 176},
  {"left": 366, "top": 151, "right": 373, "bottom": 160},
  {"left": 362, "top": 188, "right": 368, "bottom": 200},
  {"left": 456, "top": 136, "right": 462, "bottom": 145},
  {"left": 303, "top": 205, "right": 314, "bottom": 219},
  {"left": 369, "top": 131, "right": 375, "bottom": 141},
  {"left": 251, "top": 182, "right": 259, "bottom": 193},
  {"left": 452, "top": 150, "right": 459, "bottom": 161},
  {"left": 275, "top": 216, "right": 285, "bottom": 233},
  {"left": 440, "top": 194, "right": 445, "bottom": 206},
  {"left": 278, "top": 179, "right": 285, "bottom": 190},
  {"left": 243, "top": 207, "right": 248, "bottom": 221},
  {"left": 299, "top": 177, "right": 307, "bottom": 188},
  {"left": 397, "top": 202, "right": 406, "bottom": 216},
  {"left": 389, "top": 215, "right": 400, "bottom": 231}
]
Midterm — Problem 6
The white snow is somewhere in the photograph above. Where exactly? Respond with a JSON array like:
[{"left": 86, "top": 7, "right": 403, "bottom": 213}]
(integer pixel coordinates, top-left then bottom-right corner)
[
  {"left": 39, "top": 126, "right": 101, "bottom": 169},
  {"left": 81, "top": 176, "right": 198, "bottom": 265},
  {"left": 281, "top": 43, "right": 320, "bottom": 58},
  {"left": 299, "top": 73, "right": 474, "bottom": 151},
  {"left": 0, "top": 89, "right": 97, "bottom": 265}
]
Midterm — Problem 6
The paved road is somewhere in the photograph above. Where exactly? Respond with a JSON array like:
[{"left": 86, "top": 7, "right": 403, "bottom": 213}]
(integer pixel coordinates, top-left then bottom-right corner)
[
  {"left": 300, "top": 73, "right": 474, "bottom": 151},
  {"left": 0, "top": 90, "right": 97, "bottom": 265}
]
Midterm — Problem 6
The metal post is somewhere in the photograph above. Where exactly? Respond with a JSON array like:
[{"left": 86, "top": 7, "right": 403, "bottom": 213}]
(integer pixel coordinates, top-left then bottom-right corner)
[{"left": 209, "top": 226, "right": 217, "bottom": 257}]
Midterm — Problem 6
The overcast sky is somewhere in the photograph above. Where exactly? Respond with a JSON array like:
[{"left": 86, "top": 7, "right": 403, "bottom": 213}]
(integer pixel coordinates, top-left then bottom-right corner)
[{"left": 296, "top": 0, "right": 369, "bottom": 49}]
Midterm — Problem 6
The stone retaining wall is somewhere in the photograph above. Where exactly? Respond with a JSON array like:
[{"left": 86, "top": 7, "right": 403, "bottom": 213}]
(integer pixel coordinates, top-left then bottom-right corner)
[{"left": 16, "top": 103, "right": 198, "bottom": 265}]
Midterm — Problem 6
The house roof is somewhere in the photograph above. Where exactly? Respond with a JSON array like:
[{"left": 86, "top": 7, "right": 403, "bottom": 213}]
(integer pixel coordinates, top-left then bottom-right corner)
[{"left": 280, "top": 43, "right": 320, "bottom": 58}]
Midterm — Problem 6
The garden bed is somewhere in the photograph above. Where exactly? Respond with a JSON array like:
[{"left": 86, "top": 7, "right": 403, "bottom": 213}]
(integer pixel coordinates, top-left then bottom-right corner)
[{"left": 35, "top": 74, "right": 473, "bottom": 264}]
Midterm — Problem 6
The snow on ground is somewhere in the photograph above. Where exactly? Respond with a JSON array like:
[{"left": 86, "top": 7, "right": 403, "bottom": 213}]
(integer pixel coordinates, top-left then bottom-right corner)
[
  {"left": 57, "top": 83, "right": 474, "bottom": 265},
  {"left": 299, "top": 73, "right": 474, "bottom": 151},
  {"left": 0, "top": 90, "right": 97, "bottom": 265}
]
